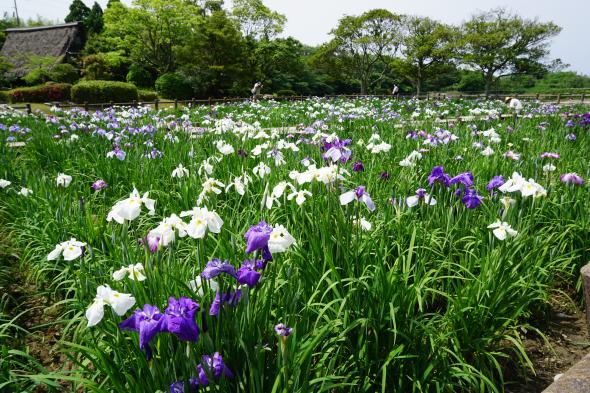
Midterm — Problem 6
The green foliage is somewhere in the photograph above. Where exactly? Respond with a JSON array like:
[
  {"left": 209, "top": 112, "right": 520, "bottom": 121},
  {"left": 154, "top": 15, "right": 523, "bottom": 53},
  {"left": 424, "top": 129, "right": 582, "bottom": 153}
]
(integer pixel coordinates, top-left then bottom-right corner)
[
  {"left": 138, "top": 89, "right": 158, "bottom": 101},
  {"left": 71, "top": 80, "right": 138, "bottom": 103},
  {"left": 275, "top": 89, "right": 296, "bottom": 96},
  {"left": 50, "top": 64, "right": 80, "bottom": 84},
  {"left": 0, "top": 90, "right": 7, "bottom": 103},
  {"left": 0, "top": 16, "right": 19, "bottom": 48},
  {"left": 460, "top": 8, "right": 562, "bottom": 95},
  {"left": 155, "top": 73, "right": 193, "bottom": 99},
  {"left": 126, "top": 64, "right": 154, "bottom": 88},
  {"left": 102, "top": 0, "right": 202, "bottom": 74},
  {"left": 86, "top": 2, "right": 104, "bottom": 35},
  {"left": 329, "top": 9, "right": 403, "bottom": 94},
  {"left": 7, "top": 83, "right": 72, "bottom": 102},
  {"left": 65, "top": 0, "right": 91, "bottom": 23},
  {"left": 82, "top": 52, "right": 129, "bottom": 81},
  {"left": 399, "top": 16, "right": 457, "bottom": 95},
  {"left": 22, "top": 56, "right": 59, "bottom": 86},
  {"left": 231, "top": 0, "right": 286, "bottom": 40}
]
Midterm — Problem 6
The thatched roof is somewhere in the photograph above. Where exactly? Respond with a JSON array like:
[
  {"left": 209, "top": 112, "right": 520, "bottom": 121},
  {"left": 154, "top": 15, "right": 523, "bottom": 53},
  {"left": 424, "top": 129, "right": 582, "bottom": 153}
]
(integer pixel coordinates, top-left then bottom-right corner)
[{"left": 0, "top": 22, "right": 84, "bottom": 77}]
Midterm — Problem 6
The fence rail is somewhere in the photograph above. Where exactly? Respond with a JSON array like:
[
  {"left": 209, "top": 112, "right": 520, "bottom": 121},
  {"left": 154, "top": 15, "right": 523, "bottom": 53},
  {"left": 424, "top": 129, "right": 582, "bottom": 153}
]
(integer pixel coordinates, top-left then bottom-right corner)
[{"left": 3, "top": 92, "right": 588, "bottom": 114}]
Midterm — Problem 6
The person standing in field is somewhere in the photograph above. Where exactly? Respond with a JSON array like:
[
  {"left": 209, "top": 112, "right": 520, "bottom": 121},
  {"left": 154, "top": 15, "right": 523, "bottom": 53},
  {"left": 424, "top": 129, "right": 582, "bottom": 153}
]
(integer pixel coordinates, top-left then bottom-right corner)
[
  {"left": 252, "top": 82, "right": 263, "bottom": 101},
  {"left": 505, "top": 96, "right": 523, "bottom": 114},
  {"left": 392, "top": 84, "right": 399, "bottom": 98}
]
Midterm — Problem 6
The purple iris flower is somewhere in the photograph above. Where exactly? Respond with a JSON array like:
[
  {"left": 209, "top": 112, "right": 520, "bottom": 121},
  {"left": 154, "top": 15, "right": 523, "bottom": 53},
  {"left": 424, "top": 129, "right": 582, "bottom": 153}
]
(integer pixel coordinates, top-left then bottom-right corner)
[
  {"left": 428, "top": 166, "right": 451, "bottom": 187},
  {"left": 197, "top": 352, "right": 234, "bottom": 385},
  {"left": 351, "top": 186, "right": 376, "bottom": 211},
  {"left": 565, "top": 120, "right": 575, "bottom": 127},
  {"left": 380, "top": 171, "right": 390, "bottom": 180},
  {"left": 274, "top": 323, "right": 293, "bottom": 337},
  {"left": 237, "top": 149, "right": 248, "bottom": 157},
  {"left": 164, "top": 297, "right": 200, "bottom": 342},
  {"left": 107, "top": 147, "right": 126, "bottom": 160},
  {"left": 236, "top": 260, "right": 261, "bottom": 288},
  {"left": 91, "top": 179, "right": 108, "bottom": 191},
  {"left": 352, "top": 161, "right": 364, "bottom": 172},
  {"left": 209, "top": 290, "right": 241, "bottom": 316},
  {"left": 450, "top": 172, "right": 474, "bottom": 188},
  {"left": 244, "top": 221, "right": 273, "bottom": 261},
  {"left": 201, "top": 259, "right": 237, "bottom": 280},
  {"left": 560, "top": 173, "right": 584, "bottom": 185},
  {"left": 321, "top": 137, "right": 352, "bottom": 163},
  {"left": 145, "top": 235, "right": 160, "bottom": 253},
  {"left": 540, "top": 152, "right": 560, "bottom": 159},
  {"left": 566, "top": 133, "right": 577, "bottom": 141},
  {"left": 486, "top": 176, "right": 505, "bottom": 193},
  {"left": 119, "top": 304, "right": 165, "bottom": 359},
  {"left": 461, "top": 188, "right": 483, "bottom": 209},
  {"left": 169, "top": 378, "right": 199, "bottom": 393}
]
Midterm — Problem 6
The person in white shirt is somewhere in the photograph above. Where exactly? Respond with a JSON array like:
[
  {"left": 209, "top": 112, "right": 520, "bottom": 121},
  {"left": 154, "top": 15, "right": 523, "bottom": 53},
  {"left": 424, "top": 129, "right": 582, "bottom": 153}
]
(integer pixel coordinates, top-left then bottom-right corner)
[
  {"left": 392, "top": 84, "right": 399, "bottom": 98},
  {"left": 251, "top": 82, "right": 263, "bottom": 101},
  {"left": 505, "top": 96, "right": 523, "bottom": 114}
]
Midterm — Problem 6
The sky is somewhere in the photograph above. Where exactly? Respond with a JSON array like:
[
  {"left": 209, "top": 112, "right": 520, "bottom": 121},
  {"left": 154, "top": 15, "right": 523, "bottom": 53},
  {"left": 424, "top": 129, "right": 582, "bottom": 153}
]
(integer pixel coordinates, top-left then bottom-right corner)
[{"left": 2, "top": 0, "right": 588, "bottom": 75}]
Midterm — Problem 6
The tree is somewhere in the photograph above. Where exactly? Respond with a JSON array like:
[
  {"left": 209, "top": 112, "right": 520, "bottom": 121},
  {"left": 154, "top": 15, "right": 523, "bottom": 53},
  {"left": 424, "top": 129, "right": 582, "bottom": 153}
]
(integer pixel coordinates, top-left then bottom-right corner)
[
  {"left": 231, "top": 0, "right": 286, "bottom": 40},
  {"left": 329, "top": 9, "right": 403, "bottom": 94},
  {"left": 102, "top": 0, "right": 202, "bottom": 74},
  {"left": 460, "top": 8, "right": 561, "bottom": 95},
  {"left": 65, "top": 0, "right": 91, "bottom": 23},
  {"left": 399, "top": 16, "right": 457, "bottom": 96},
  {"left": 86, "top": 2, "right": 104, "bottom": 35}
]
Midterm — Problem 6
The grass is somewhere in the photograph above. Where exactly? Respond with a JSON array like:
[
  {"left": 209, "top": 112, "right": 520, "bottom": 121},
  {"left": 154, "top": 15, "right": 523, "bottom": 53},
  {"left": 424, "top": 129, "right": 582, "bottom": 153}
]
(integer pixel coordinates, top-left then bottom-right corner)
[{"left": 0, "top": 97, "right": 589, "bottom": 392}]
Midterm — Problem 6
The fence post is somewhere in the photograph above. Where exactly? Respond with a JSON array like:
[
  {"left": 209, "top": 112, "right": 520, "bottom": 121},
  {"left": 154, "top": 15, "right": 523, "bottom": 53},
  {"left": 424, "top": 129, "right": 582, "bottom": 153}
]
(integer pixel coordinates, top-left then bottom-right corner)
[
  {"left": 208, "top": 97, "right": 212, "bottom": 107},
  {"left": 174, "top": 99, "right": 178, "bottom": 110},
  {"left": 26, "top": 103, "right": 31, "bottom": 114},
  {"left": 154, "top": 99, "right": 159, "bottom": 111},
  {"left": 132, "top": 100, "right": 137, "bottom": 108},
  {"left": 535, "top": 93, "right": 540, "bottom": 100},
  {"left": 581, "top": 263, "right": 590, "bottom": 335},
  {"left": 557, "top": 94, "right": 561, "bottom": 104},
  {"left": 84, "top": 102, "right": 89, "bottom": 112}
]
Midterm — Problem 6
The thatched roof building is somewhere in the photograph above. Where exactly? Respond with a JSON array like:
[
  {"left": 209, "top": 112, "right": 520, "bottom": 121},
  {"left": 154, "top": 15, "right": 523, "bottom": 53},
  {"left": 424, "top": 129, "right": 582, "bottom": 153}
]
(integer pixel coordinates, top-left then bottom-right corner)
[{"left": 0, "top": 22, "right": 84, "bottom": 78}]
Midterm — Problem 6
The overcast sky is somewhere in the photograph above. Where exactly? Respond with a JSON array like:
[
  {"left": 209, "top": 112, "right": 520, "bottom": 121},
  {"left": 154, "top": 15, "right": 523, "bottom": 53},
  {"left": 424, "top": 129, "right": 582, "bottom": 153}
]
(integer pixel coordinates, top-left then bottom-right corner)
[{"left": 3, "top": 0, "right": 588, "bottom": 75}]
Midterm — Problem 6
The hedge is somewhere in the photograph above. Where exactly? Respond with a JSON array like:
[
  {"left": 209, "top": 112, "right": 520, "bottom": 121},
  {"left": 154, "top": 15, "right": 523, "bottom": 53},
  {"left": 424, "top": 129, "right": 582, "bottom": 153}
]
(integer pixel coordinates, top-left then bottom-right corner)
[
  {"left": 155, "top": 73, "right": 192, "bottom": 100},
  {"left": 7, "top": 83, "right": 72, "bottom": 103},
  {"left": 138, "top": 89, "right": 158, "bottom": 101},
  {"left": 71, "top": 80, "right": 138, "bottom": 104}
]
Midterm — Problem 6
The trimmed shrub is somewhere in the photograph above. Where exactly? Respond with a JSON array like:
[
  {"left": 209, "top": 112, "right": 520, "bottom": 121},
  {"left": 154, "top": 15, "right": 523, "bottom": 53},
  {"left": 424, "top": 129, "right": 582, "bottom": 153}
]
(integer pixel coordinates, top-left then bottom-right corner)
[
  {"left": 127, "top": 64, "right": 154, "bottom": 88},
  {"left": 155, "top": 73, "right": 192, "bottom": 100},
  {"left": 138, "top": 89, "right": 158, "bottom": 101},
  {"left": 276, "top": 89, "right": 297, "bottom": 97},
  {"left": 23, "top": 68, "right": 52, "bottom": 86},
  {"left": 71, "top": 80, "right": 138, "bottom": 104},
  {"left": 50, "top": 64, "right": 80, "bottom": 84},
  {"left": 7, "top": 83, "right": 72, "bottom": 103}
]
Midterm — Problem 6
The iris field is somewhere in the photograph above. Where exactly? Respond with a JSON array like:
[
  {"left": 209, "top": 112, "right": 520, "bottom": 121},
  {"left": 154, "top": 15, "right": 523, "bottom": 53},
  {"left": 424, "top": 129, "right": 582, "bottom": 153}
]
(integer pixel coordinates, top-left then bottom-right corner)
[{"left": 0, "top": 98, "right": 589, "bottom": 392}]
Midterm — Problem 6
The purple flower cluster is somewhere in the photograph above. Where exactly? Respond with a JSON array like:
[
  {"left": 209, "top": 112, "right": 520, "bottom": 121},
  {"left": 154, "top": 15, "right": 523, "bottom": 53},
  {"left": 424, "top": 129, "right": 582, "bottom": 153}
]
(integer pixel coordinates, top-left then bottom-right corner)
[
  {"left": 91, "top": 179, "right": 108, "bottom": 191},
  {"left": 321, "top": 136, "right": 352, "bottom": 163},
  {"left": 427, "top": 166, "right": 484, "bottom": 209},
  {"left": 119, "top": 297, "right": 200, "bottom": 358},
  {"left": 560, "top": 173, "right": 584, "bottom": 185},
  {"left": 169, "top": 352, "right": 233, "bottom": 392}
]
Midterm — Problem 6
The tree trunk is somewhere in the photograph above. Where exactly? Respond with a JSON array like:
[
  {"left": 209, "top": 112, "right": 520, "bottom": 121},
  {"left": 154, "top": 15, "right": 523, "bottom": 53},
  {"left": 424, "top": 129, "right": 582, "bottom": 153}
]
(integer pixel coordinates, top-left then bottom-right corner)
[
  {"left": 484, "top": 72, "right": 493, "bottom": 98},
  {"left": 360, "top": 76, "right": 368, "bottom": 95},
  {"left": 416, "top": 79, "right": 422, "bottom": 97}
]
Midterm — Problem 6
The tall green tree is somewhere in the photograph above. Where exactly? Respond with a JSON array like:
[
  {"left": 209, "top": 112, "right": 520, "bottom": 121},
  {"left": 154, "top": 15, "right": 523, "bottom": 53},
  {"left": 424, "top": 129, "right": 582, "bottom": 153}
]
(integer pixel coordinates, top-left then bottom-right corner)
[
  {"left": 329, "top": 9, "right": 403, "bottom": 94},
  {"left": 231, "top": 0, "right": 286, "bottom": 40},
  {"left": 399, "top": 16, "right": 457, "bottom": 95},
  {"left": 460, "top": 8, "right": 561, "bottom": 95},
  {"left": 102, "top": 0, "right": 202, "bottom": 74},
  {"left": 65, "top": 0, "right": 91, "bottom": 23},
  {"left": 85, "top": 2, "right": 104, "bottom": 35}
]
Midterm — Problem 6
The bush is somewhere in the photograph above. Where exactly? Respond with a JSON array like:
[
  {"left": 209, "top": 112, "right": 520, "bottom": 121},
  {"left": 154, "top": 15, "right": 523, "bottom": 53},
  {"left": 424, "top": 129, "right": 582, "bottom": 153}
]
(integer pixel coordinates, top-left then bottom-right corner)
[
  {"left": 138, "top": 89, "right": 158, "bottom": 101},
  {"left": 82, "top": 52, "right": 130, "bottom": 81},
  {"left": 127, "top": 64, "right": 154, "bottom": 88},
  {"left": 71, "top": 80, "right": 138, "bottom": 104},
  {"left": 0, "top": 90, "right": 7, "bottom": 103},
  {"left": 276, "top": 89, "right": 296, "bottom": 97},
  {"left": 50, "top": 64, "right": 79, "bottom": 84},
  {"left": 23, "top": 68, "right": 51, "bottom": 86},
  {"left": 155, "top": 73, "right": 193, "bottom": 100},
  {"left": 7, "top": 83, "right": 72, "bottom": 103}
]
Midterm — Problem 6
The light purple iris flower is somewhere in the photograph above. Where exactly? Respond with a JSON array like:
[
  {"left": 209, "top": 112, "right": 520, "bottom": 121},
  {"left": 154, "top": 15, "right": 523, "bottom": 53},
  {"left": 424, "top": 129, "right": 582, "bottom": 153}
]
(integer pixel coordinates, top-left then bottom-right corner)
[
  {"left": 450, "top": 172, "right": 474, "bottom": 188},
  {"left": 274, "top": 323, "right": 293, "bottom": 337},
  {"left": 560, "top": 173, "right": 584, "bottom": 185},
  {"left": 339, "top": 185, "right": 376, "bottom": 211},
  {"left": 486, "top": 176, "right": 505, "bottom": 193},
  {"left": 91, "top": 179, "right": 108, "bottom": 191}
]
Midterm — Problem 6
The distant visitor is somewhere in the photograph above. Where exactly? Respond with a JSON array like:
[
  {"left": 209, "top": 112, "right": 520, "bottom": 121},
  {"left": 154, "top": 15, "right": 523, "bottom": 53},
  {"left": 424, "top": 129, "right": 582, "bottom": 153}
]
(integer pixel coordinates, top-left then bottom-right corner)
[
  {"left": 504, "top": 96, "right": 523, "bottom": 114},
  {"left": 251, "top": 82, "right": 263, "bottom": 101}
]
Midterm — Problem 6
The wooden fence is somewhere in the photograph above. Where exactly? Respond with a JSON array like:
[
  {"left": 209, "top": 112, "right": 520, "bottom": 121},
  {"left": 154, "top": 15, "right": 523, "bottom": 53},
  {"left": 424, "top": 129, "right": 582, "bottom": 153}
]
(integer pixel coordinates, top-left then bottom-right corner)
[{"left": 3, "top": 91, "right": 588, "bottom": 114}]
